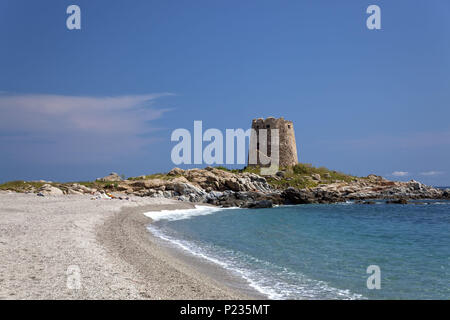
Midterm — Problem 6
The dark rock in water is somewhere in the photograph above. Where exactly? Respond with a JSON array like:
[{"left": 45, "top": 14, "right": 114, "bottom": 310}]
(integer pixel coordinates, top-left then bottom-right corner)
[
  {"left": 281, "top": 187, "right": 315, "bottom": 204},
  {"left": 280, "top": 187, "right": 349, "bottom": 204},
  {"left": 205, "top": 190, "right": 280, "bottom": 208},
  {"left": 243, "top": 200, "right": 273, "bottom": 209},
  {"left": 386, "top": 198, "right": 408, "bottom": 204},
  {"left": 355, "top": 200, "right": 375, "bottom": 204},
  {"left": 263, "top": 192, "right": 284, "bottom": 205},
  {"left": 221, "top": 201, "right": 239, "bottom": 208}
]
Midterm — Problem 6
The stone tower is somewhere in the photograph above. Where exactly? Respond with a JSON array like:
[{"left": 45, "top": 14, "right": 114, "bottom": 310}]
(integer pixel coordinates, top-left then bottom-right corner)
[{"left": 249, "top": 117, "right": 298, "bottom": 168}]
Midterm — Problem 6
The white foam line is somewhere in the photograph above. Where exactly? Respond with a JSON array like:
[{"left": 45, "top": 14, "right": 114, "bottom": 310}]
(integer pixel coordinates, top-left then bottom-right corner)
[
  {"left": 146, "top": 224, "right": 284, "bottom": 299},
  {"left": 144, "top": 205, "right": 226, "bottom": 222},
  {"left": 147, "top": 224, "right": 365, "bottom": 300},
  {"left": 143, "top": 204, "right": 366, "bottom": 299}
]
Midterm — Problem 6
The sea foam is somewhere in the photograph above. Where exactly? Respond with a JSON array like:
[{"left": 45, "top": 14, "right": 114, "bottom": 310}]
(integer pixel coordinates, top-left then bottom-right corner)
[
  {"left": 146, "top": 223, "right": 364, "bottom": 300},
  {"left": 143, "top": 205, "right": 225, "bottom": 222},
  {"left": 145, "top": 201, "right": 450, "bottom": 299}
]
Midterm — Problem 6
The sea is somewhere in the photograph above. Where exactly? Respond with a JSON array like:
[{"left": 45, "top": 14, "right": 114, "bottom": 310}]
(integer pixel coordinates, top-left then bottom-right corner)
[{"left": 145, "top": 200, "right": 449, "bottom": 299}]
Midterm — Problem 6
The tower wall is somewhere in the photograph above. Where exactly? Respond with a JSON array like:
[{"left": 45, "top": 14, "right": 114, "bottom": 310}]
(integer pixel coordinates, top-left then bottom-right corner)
[{"left": 249, "top": 117, "right": 298, "bottom": 168}]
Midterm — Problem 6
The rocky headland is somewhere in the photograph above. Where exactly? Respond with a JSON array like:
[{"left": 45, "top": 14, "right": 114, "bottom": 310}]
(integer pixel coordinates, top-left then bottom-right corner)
[{"left": 1, "top": 165, "right": 448, "bottom": 208}]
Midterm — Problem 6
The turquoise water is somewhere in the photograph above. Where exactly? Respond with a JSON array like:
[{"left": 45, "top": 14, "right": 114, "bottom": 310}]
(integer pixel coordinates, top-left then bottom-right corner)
[{"left": 147, "top": 201, "right": 450, "bottom": 299}]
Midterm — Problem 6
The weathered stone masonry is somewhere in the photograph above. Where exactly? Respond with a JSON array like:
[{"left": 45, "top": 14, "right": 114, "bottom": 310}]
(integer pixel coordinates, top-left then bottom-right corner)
[{"left": 249, "top": 117, "right": 298, "bottom": 168}]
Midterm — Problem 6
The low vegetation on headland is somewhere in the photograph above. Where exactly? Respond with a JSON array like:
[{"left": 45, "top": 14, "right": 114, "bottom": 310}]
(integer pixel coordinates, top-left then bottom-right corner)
[
  {"left": 0, "top": 163, "right": 355, "bottom": 192},
  {"left": 215, "top": 163, "right": 358, "bottom": 189},
  {"left": 1, "top": 164, "right": 448, "bottom": 207}
]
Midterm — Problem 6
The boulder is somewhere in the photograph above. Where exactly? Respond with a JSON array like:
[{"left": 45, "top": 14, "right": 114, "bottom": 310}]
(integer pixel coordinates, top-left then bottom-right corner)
[
  {"left": 181, "top": 167, "right": 273, "bottom": 193},
  {"left": 65, "top": 183, "right": 97, "bottom": 195},
  {"left": 443, "top": 190, "right": 450, "bottom": 199},
  {"left": 205, "top": 191, "right": 224, "bottom": 202},
  {"left": 386, "top": 198, "right": 408, "bottom": 204},
  {"left": 367, "top": 174, "right": 383, "bottom": 182},
  {"left": 67, "top": 189, "right": 83, "bottom": 195},
  {"left": 96, "top": 172, "right": 122, "bottom": 182},
  {"left": 128, "top": 179, "right": 168, "bottom": 191},
  {"left": 168, "top": 167, "right": 185, "bottom": 176},
  {"left": 281, "top": 187, "right": 315, "bottom": 204},
  {"left": 171, "top": 182, "right": 207, "bottom": 202},
  {"left": 37, "top": 184, "right": 64, "bottom": 196},
  {"left": 407, "top": 180, "right": 422, "bottom": 191},
  {"left": 244, "top": 200, "right": 273, "bottom": 209}
]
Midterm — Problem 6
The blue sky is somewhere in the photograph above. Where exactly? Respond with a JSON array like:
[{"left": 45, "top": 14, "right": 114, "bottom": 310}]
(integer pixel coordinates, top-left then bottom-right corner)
[{"left": 0, "top": 0, "right": 449, "bottom": 185}]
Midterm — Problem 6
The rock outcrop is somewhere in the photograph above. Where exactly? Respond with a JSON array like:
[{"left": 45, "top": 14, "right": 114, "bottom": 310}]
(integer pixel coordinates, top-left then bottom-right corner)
[
  {"left": 63, "top": 183, "right": 97, "bottom": 195},
  {"left": 118, "top": 167, "right": 273, "bottom": 197},
  {"left": 37, "top": 184, "right": 64, "bottom": 196},
  {"left": 96, "top": 172, "right": 123, "bottom": 182},
  {"left": 13, "top": 168, "right": 446, "bottom": 207},
  {"left": 279, "top": 176, "right": 444, "bottom": 204},
  {"left": 108, "top": 170, "right": 445, "bottom": 207}
]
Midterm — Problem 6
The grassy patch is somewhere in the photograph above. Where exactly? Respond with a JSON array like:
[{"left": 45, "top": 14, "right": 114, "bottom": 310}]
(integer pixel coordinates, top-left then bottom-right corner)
[
  {"left": 267, "top": 176, "right": 320, "bottom": 189},
  {"left": 76, "top": 181, "right": 96, "bottom": 188},
  {"left": 239, "top": 163, "right": 358, "bottom": 189},
  {"left": 127, "top": 173, "right": 179, "bottom": 181},
  {"left": 214, "top": 166, "right": 242, "bottom": 174},
  {"left": 291, "top": 163, "right": 356, "bottom": 183},
  {"left": 213, "top": 163, "right": 357, "bottom": 189},
  {"left": 0, "top": 180, "right": 47, "bottom": 192},
  {"left": 0, "top": 163, "right": 359, "bottom": 193}
]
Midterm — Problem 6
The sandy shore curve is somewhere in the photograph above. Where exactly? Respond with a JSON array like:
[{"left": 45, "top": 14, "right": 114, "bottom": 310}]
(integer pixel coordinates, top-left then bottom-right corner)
[{"left": 0, "top": 192, "right": 247, "bottom": 299}]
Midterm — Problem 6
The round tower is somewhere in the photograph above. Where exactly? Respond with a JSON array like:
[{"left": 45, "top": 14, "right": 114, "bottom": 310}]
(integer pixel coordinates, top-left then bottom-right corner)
[{"left": 249, "top": 117, "right": 298, "bottom": 168}]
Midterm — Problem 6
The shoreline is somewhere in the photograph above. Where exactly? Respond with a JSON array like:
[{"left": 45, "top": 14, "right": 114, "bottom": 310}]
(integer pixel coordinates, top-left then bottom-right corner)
[
  {"left": 97, "top": 202, "right": 263, "bottom": 299},
  {"left": 2, "top": 192, "right": 447, "bottom": 299},
  {"left": 0, "top": 192, "right": 252, "bottom": 299}
]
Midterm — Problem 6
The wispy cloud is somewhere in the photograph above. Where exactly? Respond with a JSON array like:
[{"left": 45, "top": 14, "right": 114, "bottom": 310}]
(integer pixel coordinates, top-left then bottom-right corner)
[
  {"left": 0, "top": 93, "right": 173, "bottom": 163},
  {"left": 420, "top": 171, "right": 444, "bottom": 176},
  {"left": 392, "top": 171, "right": 409, "bottom": 177}
]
